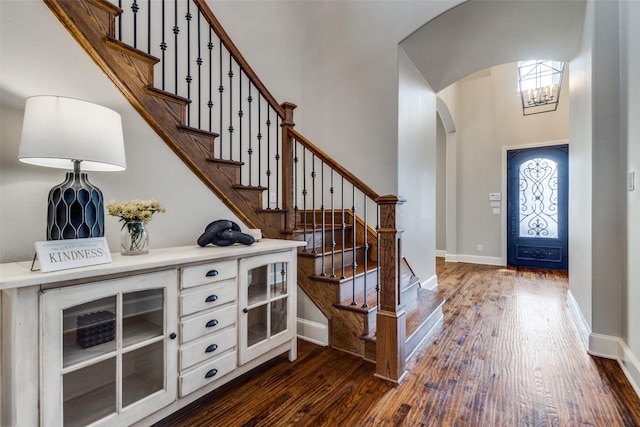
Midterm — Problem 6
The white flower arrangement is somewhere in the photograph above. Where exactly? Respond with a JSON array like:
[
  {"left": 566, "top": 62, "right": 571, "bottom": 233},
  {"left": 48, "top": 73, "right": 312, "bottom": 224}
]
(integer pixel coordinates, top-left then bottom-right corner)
[{"left": 106, "top": 199, "right": 166, "bottom": 225}]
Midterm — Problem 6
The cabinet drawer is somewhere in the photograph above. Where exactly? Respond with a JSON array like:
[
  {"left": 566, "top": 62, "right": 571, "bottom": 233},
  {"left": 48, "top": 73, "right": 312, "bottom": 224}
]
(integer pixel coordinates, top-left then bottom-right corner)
[
  {"left": 181, "top": 304, "right": 236, "bottom": 343},
  {"left": 180, "top": 278, "right": 236, "bottom": 316},
  {"left": 179, "top": 350, "right": 236, "bottom": 397},
  {"left": 180, "top": 328, "right": 236, "bottom": 370},
  {"left": 181, "top": 260, "right": 237, "bottom": 289}
]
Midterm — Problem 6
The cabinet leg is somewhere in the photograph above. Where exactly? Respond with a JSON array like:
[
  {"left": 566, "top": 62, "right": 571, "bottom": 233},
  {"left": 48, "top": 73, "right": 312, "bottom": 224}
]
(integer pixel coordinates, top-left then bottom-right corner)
[{"left": 288, "top": 337, "right": 298, "bottom": 362}]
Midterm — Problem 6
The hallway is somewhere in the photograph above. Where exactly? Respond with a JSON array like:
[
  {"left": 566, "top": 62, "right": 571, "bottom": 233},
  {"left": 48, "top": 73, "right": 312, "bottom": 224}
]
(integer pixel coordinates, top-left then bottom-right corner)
[{"left": 156, "top": 260, "right": 640, "bottom": 426}]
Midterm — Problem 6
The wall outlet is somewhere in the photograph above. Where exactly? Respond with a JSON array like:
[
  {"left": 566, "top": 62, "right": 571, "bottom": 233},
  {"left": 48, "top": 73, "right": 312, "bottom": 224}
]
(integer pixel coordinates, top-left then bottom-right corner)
[
  {"left": 477, "top": 244, "right": 483, "bottom": 251},
  {"left": 269, "top": 192, "right": 276, "bottom": 204}
]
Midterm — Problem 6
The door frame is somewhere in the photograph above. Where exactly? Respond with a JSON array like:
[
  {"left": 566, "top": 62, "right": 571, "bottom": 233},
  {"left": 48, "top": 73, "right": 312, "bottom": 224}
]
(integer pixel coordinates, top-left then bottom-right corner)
[{"left": 500, "top": 140, "right": 569, "bottom": 266}]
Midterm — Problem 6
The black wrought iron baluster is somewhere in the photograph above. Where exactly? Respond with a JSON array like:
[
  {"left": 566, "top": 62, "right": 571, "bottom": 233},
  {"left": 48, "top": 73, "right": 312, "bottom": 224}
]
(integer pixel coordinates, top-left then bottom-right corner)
[
  {"left": 293, "top": 141, "right": 299, "bottom": 233},
  {"left": 185, "top": 2, "right": 192, "bottom": 125},
  {"left": 275, "top": 116, "right": 280, "bottom": 209},
  {"left": 238, "top": 69, "right": 244, "bottom": 184},
  {"left": 218, "top": 37, "right": 223, "bottom": 156},
  {"left": 131, "top": 0, "right": 139, "bottom": 49},
  {"left": 160, "top": 0, "right": 166, "bottom": 90},
  {"left": 207, "top": 30, "right": 213, "bottom": 134},
  {"left": 351, "top": 184, "right": 357, "bottom": 305},
  {"left": 266, "top": 109, "right": 271, "bottom": 208},
  {"left": 257, "top": 96, "right": 262, "bottom": 187},
  {"left": 376, "top": 205, "right": 380, "bottom": 309},
  {"left": 196, "top": 9, "right": 202, "bottom": 129},
  {"left": 173, "top": 0, "right": 179, "bottom": 94},
  {"left": 147, "top": 0, "right": 151, "bottom": 54},
  {"left": 228, "top": 55, "right": 234, "bottom": 159},
  {"left": 320, "top": 162, "right": 326, "bottom": 276},
  {"left": 362, "top": 194, "right": 369, "bottom": 308},
  {"left": 341, "top": 176, "right": 346, "bottom": 280},
  {"left": 330, "top": 170, "right": 336, "bottom": 277},
  {"left": 302, "top": 147, "right": 307, "bottom": 249},
  {"left": 247, "top": 82, "right": 253, "bottom": 183},
  {"left": 311, "top": 154, "right": 316, "bottom": 254}
]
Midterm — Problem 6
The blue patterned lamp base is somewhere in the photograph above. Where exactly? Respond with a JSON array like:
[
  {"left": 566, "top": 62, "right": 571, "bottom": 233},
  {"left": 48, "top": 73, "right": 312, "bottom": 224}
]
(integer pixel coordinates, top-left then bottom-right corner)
[{"left": 47, "top": 172, "right": 104, "bottom": 240}]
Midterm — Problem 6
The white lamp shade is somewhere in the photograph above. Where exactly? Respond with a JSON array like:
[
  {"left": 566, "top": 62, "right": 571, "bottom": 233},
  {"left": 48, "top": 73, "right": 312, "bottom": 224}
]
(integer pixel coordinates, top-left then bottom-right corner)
[{"left": 18, "top": 96, "right": 127, "bottom": 172}]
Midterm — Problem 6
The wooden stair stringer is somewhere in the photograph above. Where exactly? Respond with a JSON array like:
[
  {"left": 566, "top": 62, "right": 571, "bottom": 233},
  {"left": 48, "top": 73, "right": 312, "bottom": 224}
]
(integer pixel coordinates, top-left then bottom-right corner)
[{"left": 44, "top": 0, "right": 286, "bottom": 236}]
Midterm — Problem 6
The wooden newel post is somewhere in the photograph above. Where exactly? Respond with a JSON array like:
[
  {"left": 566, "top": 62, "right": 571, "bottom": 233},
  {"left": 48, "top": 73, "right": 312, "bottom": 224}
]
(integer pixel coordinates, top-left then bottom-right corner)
[
  {"left": 280, "top": 102, "right": 297, "bottom": 233},
  {"left": 375, "top": 194, "right": 407, "bottom": 383}
]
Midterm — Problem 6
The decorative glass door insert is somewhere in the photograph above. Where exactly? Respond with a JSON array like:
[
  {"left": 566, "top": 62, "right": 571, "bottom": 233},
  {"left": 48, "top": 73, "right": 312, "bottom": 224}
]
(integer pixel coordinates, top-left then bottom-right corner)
[{"left": 518, "top": 157, "right": 559, "bottom": 239}]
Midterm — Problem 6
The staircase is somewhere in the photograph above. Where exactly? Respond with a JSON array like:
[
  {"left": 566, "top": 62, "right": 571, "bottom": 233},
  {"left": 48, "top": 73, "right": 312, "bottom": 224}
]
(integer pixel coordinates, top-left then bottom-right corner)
[{"left": 44, "top": 0, "right": 444, "bottom": 383}]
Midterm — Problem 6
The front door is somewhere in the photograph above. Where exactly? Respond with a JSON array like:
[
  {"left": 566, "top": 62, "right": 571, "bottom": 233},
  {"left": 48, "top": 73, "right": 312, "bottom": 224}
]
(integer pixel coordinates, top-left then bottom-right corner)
[{"left": 507, "top": 145, "right": 568, "bottom": 269}]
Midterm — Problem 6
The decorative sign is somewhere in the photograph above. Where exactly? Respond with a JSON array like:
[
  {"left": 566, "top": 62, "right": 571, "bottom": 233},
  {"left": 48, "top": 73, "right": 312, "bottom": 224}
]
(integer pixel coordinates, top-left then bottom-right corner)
[{"left": 35, "top": 238, "right": 112, "bottom": 273}]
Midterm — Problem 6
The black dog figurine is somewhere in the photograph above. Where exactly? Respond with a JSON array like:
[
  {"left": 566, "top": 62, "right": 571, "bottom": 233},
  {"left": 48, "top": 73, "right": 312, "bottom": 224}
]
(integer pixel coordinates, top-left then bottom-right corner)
[{"left": 197, "top": 220, "right": 255, "bottom": 247}]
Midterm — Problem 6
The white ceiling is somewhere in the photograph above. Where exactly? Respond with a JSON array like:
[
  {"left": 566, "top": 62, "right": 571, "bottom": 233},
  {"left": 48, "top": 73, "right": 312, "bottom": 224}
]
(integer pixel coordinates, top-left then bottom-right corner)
[{"left": 400, "top": 0, "right": 587, "bottom": 92}]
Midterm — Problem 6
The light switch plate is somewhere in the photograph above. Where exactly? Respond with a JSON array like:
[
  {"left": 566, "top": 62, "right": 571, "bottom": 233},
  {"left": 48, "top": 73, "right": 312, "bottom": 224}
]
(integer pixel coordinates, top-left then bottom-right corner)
[
  {"left": 628, "top": 172, "right": 635, "bottom": 192},
  {"left": 489, "top": 193, "right": 501, "bottom": 201}
]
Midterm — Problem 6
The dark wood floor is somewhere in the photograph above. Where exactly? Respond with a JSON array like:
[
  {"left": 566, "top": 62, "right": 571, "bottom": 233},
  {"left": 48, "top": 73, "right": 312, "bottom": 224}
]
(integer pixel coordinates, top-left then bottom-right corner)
[{"left": 155, "top": 260, "right": 640, "bottom": 426}]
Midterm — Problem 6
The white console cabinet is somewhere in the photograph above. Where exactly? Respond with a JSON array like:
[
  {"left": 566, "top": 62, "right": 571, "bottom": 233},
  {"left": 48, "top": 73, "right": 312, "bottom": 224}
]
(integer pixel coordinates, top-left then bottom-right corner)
[{"left": 0, "top": 240, "right": 304, "bottom": 427}]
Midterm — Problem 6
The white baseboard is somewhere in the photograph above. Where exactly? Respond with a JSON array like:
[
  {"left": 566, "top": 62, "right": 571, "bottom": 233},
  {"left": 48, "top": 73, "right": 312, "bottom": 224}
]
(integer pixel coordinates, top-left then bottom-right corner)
[
  {"left": 452, "top": 254, "right": 503, "bottom": 266},
  {"left": 620, "top": 343, "right": 640, "bottom": 398},
  {"left": 445, "top": 253, "right": 458, "bottom": 263},
  {"left": 296, "top": 318, "right": 328, "bottom": 346},
  {"left": 589, "top": 334, "right": 640, "bottom": 398},
  {"left": 435, "top": 250, "right": 447, "bottom": 258},
  {"left": 566, "top": 290, "right": 590, "bottom": 349},
  {"left": 421, "top": 274, "right": 438, "bottom": 291},
  {"left": 566, "top": 290, "right": 640, "bottom": 398}
]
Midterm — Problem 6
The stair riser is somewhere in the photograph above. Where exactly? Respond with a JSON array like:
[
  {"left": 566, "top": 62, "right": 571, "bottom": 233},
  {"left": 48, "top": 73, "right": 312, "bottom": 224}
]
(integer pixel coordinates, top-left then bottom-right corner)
[
  {"left": 303, "top": 247, "right": 370, "bottom": 278},
  {"left": 297, "top": 210, "right": 355, "bottom": 227},
  {"left": 337, "top": 269, "right": 378, "bottom": 304},
  {"left": 294, "top": 228, "right": 357, "bottom": 250}
]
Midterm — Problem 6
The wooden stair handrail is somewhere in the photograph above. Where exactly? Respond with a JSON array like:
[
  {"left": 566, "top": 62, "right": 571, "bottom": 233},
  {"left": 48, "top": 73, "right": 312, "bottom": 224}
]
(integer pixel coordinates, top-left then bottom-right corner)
[
  {"left": 289, "top": 128, "right": 380, "bottom": 202},
  {"left": 193, "top": 0, "right": 285, "bottom": 119}
]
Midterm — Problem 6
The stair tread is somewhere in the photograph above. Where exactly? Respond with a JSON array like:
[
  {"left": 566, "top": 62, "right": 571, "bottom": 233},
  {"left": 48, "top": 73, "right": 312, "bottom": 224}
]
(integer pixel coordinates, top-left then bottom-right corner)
[
  {"left": 334, "top": 287, "right": 379, "bottom": 314},
  {"left": 308, "top": 262, "right": 377, "bottom": 283},
  {"left": 297, "top": 243, "right": 366, "bottom": 257},
  {"left": 233, "top": 184, "right": 268, "bottom": 191}
]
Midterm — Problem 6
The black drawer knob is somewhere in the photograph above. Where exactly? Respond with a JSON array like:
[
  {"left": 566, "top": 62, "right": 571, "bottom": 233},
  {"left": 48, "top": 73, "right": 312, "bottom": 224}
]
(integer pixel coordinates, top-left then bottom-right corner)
[
  {"left": 206, "top": 270, "right": 219, "bottom": 277},
  {"left": 206, "top": 319, "right": 219, "bottom": 328},
  {"left": 205, "top": 368, "right": 218, "bottom": 379},
  {"left": 205, "top": 294, "right": 218, "bottom": 303},
  {"left": 205, "top": 344, "right": 218, "bottom": 353},
  {"left": 243, "top": 308, "right": 249, "bottom": 314},
  {"left": 169, "top": 332, "right": 177, "bottom": 340}
]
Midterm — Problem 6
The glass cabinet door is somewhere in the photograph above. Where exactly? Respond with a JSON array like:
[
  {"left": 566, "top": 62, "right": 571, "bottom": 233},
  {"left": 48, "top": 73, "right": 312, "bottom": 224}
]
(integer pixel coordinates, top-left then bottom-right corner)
[
  {"left": 239, "top": 252, "right": 294, "bottom": 365},
  {"left": 41, "top": 271, "right": 177, "bottom": 427}
]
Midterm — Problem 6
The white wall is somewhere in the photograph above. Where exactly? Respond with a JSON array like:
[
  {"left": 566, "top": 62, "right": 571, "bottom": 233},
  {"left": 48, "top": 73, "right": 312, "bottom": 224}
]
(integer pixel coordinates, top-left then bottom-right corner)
[
  {"left": 436, "top": 117, "right": 447, "bottom": 253},
  {"left": 566, "top": 0, "right": 640, "bottom": 394},
  {"left": 568, "top": 0, "right": 595, "bottom": 333},
  {"left": 567, "top": 0, "right": 624, "bottom": 343},
  {"left": 621, "top": 0, "right": 640, "bottom": 390},
  {"left": 398, "top": 48, "right": 437, "bottom": 286}
]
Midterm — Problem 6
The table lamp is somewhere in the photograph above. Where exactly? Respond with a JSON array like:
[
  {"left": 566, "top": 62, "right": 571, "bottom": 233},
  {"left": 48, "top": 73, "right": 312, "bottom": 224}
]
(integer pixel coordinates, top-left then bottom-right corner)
[{"left": 18, "top": 96, "right": 127, "bottom": 240}]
